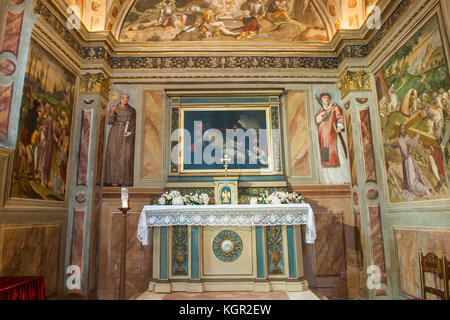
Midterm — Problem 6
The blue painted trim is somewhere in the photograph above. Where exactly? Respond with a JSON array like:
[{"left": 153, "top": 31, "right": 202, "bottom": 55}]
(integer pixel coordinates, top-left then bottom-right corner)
[
  {"left": 256, "top": 227, "right": 265, "bottom": 278},
  {"left": 191, "top": 227, "right": 199, "bottom": 278},
  {"left": 180, "top": 97, "right": 270, "bottom": 103},
  {"left": 168, "top": 176, "right": 285, "bottom": 182},
  {"left": 287, "top": 226, "right": 296, "bottom": 278},
  {"left": 160, "top": 227, "right": 167, "bottom": 279}
]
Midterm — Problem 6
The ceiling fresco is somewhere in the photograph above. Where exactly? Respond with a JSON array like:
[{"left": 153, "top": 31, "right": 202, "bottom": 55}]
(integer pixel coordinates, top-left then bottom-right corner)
[
  {"left": 59, "top": 0, "right": 382, "bottom": 42},
  {"left": 120, "top": 0, "right": 330, "bottom": 42}
]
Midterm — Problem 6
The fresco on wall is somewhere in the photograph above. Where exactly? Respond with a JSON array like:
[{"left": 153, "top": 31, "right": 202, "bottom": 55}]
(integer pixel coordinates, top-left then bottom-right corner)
[
  {"left": 286, "top": 91, "right": 310, "bottom": 177},
  {"left": 375, "top": 15, "right": 450, "bottom": 203},
  {"left": 0, "top": 84, "right": 13, "bottom": 136},
  {"left": 313, "top": 84, "right": 350, "bottom": 184},
  {"left": 119, "top": 0, "right": 329, "bottom": 42},
  {"left": 142, "top": 91, "right": 164, "bottom": 179},
  {"left": 104, "top": 85, "right": 138, "bottom": 187},
  {"left": 10, "top": 39, "right": 75, "bottom": 201}
]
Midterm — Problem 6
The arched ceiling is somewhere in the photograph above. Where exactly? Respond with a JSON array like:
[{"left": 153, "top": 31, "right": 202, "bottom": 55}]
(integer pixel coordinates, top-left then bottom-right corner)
[{"left": 62, "top": 0, "right": 381, "bottom": 42}]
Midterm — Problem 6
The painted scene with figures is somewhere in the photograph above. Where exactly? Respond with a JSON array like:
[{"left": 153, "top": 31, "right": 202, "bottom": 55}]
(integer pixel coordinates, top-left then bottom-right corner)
[
  {"left": 374, "top": 15, "right": 450, "bottom": 203},
  {"left": 120, "top": 0, "right": 330, "bottom": 42},
  {"left": 10, "top": 39, "right": 75, "bottom": 201}
]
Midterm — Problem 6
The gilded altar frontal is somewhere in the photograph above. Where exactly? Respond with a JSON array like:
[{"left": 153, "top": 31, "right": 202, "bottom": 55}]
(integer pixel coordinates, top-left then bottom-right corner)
[{"left": 0, "top": 0, "right": 449, "bottom": 304}]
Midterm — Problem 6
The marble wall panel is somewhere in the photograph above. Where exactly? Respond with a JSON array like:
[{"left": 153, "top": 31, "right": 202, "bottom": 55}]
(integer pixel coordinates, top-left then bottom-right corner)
[
  {"left": 98, "top": 190, "right": 158, "bottom": 299},
  {"left": 109, "top": 212, "right": 143, "bottom": 275},
  {"left": 359, "top": 108, "right": 377, "bottom": 183},
  {"left": 314, "top": 212, "right": 346, "bottom": 276},
  {"left": 345, "top": 113, "right": 357, "bottom": 186},
  {"left": 69, "top": 208, "right": 85, "bottom": 295},
  {"left": 353, "top": 210, "right": 368, "bottom": 295},
  {"left": 286, "top": 91, "right": 311, "bottom": 176},
  {"left": 0, "top": 9, "right": 24, "bottom": 57},
  {"left": 368, "top": 206, "right": 387, "bottom": 284},
  {"left": 95, "top": 110, "right": 106, "bottom": 185},
  {"left": 394, "top": 227, "right": 450, "bottom": 299},
  {"left": 292, "top": 185, "right": 354, "bottom": 298},
  {"left": 0, "top": 223, "right": 61, "bottom": 296},
  {"left": 142, "top": 91, "right": 163, "bottom": 179},
  {"left": 88, "top": 208, "right": 99, "bottom": 293},
  {"left": 77, "top": 109, "right": 92, "bottom": 186}
]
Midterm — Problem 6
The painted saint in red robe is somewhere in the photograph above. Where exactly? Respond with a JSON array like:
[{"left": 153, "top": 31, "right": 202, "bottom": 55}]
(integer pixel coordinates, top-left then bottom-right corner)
[{"left": 315, "top": 93, "right": 345, "bottom": 167}]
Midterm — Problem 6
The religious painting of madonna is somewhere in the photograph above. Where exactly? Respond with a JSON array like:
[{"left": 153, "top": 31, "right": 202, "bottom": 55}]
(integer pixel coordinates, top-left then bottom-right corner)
[
  {"left": 10, "top": 39, "right": 76, "bottom": 201},
  {"left": 179, "top": 107, "right": 272, "bottom": 173}
]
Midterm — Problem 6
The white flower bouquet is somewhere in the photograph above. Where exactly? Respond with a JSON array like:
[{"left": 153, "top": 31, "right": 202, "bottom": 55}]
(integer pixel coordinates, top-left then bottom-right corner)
[
  {"left": 158, "top": 190, "right": 209, "bottom": 205},
  {"left": 182, "top": 192, "right": 210, "bottom": 205},
  {"left": 251, "top": 190, "right": 304, "bottom": 205}
]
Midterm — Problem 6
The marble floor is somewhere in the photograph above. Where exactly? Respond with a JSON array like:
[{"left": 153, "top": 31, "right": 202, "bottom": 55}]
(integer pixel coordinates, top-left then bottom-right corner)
[{"left": 135, "top": 290, "right": 321, "bottom": 300}]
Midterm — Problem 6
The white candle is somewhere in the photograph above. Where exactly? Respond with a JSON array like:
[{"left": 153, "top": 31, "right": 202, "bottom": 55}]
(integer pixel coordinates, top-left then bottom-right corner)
[{"left": 121, "top": 188, "right": 129, "bottom": 208}]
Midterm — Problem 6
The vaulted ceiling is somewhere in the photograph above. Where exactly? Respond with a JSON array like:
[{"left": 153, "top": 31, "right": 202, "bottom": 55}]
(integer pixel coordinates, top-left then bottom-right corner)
[{"left": 62, "top": 0, "right": 382, "bottom": 43}]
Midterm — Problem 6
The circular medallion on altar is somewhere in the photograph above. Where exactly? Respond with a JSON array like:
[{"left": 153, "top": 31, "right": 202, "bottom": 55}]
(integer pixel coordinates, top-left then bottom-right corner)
[{"left": 213, "top": 230, "right": 243, "bottom": 262}]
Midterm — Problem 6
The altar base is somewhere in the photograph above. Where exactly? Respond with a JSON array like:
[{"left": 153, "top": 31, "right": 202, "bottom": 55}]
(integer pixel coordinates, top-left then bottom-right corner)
[
  {"left": 148, "top": 279, "right": 308, "bottom": 293},
  {"left": 149, "top": 224, "right": 309, "bottom": 293}
]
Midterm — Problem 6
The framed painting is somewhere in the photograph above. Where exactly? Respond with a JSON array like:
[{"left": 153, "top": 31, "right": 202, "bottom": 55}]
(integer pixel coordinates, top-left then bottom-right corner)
[{"left": 177, "top": 106, "right": 274, "bottom": 174}]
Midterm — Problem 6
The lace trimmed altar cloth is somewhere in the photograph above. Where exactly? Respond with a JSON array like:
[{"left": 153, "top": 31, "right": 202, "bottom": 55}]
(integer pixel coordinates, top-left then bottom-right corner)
[{"left": 137, "top": 203, "right": 316, "bottom": 246}]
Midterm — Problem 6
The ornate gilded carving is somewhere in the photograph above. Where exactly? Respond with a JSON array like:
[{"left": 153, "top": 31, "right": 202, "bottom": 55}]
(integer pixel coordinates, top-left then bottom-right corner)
[
  {"left": 35, "top": 0, "right": 83, "bottom": 56},
  {"left": 213, "top": 230, "right": 243, "bottom": 262},
  {"left": 172, "top": 226, "right": 187, "bottom": 275},
  {"left": 79, "top": 73, "right": 111, "bottom": 99},
  {"left": 337, "top": 69, "right": 371, "bottom": 99},
  {"left": 110, "top": 56, "right": 340, "bottom": 70},
  {"left": 266, "top": 226, "right": 284, "bottom": 274},
  {"left": 214, "top": 177, "right": 239, "bottom": 205}
]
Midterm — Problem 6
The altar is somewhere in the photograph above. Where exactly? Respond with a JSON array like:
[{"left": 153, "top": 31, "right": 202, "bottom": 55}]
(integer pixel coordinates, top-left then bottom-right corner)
[{"left": 137, "top": 203, "right": 315, "bottom": 293}]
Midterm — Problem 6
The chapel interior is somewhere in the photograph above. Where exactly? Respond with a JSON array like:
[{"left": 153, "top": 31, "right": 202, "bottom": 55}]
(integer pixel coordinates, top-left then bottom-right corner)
[{"left": 0, "top": 0, "right": 449, "bottom": 300}]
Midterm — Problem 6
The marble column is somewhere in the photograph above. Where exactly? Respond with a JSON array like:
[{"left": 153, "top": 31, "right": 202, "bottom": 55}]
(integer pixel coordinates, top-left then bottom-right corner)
[
  {"left": 65, "top": 72, "right": 110, "bottom": 297},
  {"left": 337, "top": 69, "right": 388, "bottom": 299}
]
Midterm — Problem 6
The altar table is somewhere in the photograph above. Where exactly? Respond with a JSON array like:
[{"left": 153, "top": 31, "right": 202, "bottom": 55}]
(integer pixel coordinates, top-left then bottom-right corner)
[{"left": 137, "top": 204, "right": 315, "bottom": 293}]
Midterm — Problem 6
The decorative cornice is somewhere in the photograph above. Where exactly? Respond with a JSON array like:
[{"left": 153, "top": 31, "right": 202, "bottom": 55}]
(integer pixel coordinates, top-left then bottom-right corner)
[
  {"left": 367, "top": 0, "right": 414, "bottom": 53},
  {"left": 79, "top": 73, "right": 111, "bottom": 99},
  {"left": 35, "top": 0, "right": 83, "bottom": 57},
  {"left": 337, "top": 69, "right": 372, "bottom": 99},
  {"left": 82, "top": 46, "right": 110, "bottom": 61},
  {"left": 109, "top": 56, "right": 340, "bottom": 70}
]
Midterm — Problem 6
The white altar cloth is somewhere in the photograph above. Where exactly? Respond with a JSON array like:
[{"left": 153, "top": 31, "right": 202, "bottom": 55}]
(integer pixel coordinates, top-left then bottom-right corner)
[{"left": 137, "top": 203, "right": 316, "bottom": 245}]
